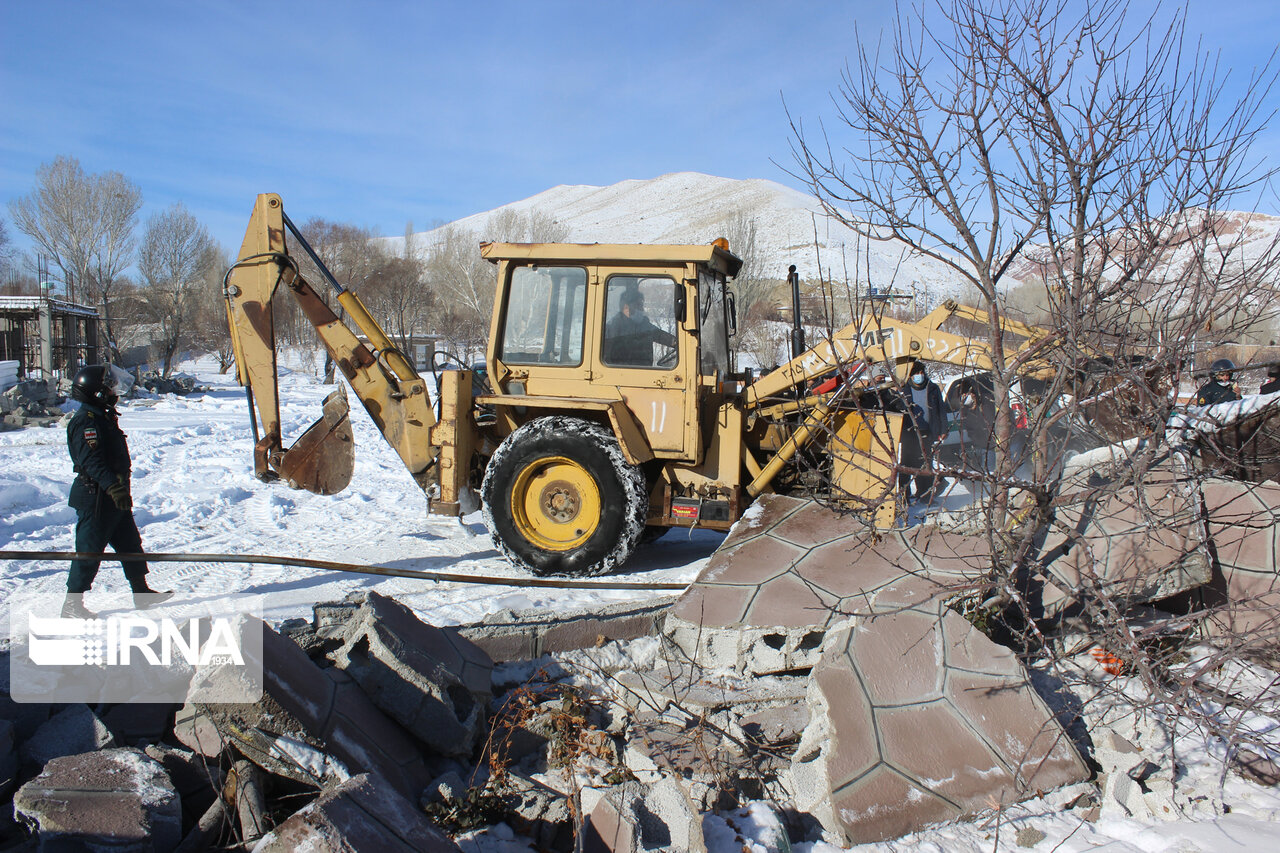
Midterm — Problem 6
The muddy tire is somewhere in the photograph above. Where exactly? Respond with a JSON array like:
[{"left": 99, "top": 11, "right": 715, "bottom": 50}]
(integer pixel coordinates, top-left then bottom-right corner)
[
  {"left": 639, "top": 525, "right": 669, "bottom": 546},
  {"left": 481, "top": 417, "right": 647, "bottom": 576}
]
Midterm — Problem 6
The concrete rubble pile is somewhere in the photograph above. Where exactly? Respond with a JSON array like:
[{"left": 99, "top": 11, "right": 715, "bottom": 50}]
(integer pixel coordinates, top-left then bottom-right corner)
[
  {"left": 2, "top": 462, "right": 1277, "bottom": 851},
  {"left": 0, "top": 379, "right": 63, "bottom": 430},
  {"left": 138, "top": 371, "right": 202, "bottom": 396}
]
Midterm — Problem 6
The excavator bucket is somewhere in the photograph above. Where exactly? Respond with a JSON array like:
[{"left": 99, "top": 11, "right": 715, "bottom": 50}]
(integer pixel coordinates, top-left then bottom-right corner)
[{"left": 277, "top": 385, "right": 355, "bottom": 495}]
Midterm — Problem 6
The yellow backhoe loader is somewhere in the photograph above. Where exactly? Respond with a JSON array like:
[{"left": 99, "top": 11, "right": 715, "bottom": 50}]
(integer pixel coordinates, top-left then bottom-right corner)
[{"left": 223, "top": 194, "right": 1058, "bottom": 576}]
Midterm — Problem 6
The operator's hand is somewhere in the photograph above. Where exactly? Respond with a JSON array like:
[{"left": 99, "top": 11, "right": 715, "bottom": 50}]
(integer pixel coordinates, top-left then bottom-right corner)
[{"left": 107, "top": 476, "right": 132, "bottom": 511}]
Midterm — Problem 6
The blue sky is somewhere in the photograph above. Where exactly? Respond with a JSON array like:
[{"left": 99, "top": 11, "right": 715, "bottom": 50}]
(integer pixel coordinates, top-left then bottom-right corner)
[{"left": 2, "top": 0, "right": 1278, "bottom": 261}]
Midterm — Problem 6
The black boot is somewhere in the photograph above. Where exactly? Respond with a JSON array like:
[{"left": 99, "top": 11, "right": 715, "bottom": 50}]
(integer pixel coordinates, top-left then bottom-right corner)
[
  {"left": 61, "top": 593, "right": 96, "bottom": 619},
  {"left": 132, "top": 585, "right": 175, "bottom": 610}
]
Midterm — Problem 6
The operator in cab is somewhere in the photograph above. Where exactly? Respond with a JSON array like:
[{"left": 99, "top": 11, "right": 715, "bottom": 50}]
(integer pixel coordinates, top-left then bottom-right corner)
[
  {"left": 63, "top": 365, "right": 173, "bottom": 618},
  {"left": 603, "top": 289, "right": 676, "bottom": 367},
  {"left": 1195, "top": 358, "right": 1243, "bottom": 407}
]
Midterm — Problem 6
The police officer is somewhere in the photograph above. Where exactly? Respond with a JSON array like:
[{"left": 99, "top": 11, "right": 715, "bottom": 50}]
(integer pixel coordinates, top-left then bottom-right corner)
[
  {"left": 64, "top": 365, "right": 171, "bottom": 617},
  {"left": 1195, "top": 358, "right": 1243, "bottom": 407}
]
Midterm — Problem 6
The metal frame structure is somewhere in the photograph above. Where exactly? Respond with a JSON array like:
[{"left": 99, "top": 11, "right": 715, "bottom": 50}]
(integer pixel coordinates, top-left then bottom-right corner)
[{"left": 0, "top": 294, "right": 101, "bottom": 381}]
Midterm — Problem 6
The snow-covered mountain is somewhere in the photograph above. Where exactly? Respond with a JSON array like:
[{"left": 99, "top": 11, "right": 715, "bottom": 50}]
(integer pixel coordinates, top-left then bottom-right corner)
[
  {"left": 390, "top": 172, "right": 1280, "bottom": 311},
  {"left": 395, "top": 172, "right": 966, "bottom": 299}
]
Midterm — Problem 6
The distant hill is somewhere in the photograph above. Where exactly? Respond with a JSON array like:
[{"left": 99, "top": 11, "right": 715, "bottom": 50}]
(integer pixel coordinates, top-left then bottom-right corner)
[
  {"left": 391, "top": 172, "right": 968, "bottom": 301},
  {"left": 388, "top": 172, "right": 1280, "bottom": 314}
]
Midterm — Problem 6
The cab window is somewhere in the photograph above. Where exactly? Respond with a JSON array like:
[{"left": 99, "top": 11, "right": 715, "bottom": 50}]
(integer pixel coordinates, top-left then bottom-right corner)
[
  {"left": 699, "top": 269, "right": 730, "bottom": 375},
  {"left": 602, "top": 275, "right": 679, "bottom": 369},
  {"left": 499, "top": 266, "right": 587, "bottom": 366}
]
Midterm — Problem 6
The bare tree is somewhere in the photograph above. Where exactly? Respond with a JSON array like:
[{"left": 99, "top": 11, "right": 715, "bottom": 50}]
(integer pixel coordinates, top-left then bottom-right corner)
[
  {"left": 8, "top": 156, "right": 142, "bottom": 357},
  {"left": 137, "top": 204, "right": 217, "bottom": 376},
  {"left": 785, "top": 0, "right": 1280, "bottom": 781},
  {"left": 288, "top": 219, "right": 383, "bottom": 380},
  {"left": 423, "top": 209, "right": 568, "bottom": 361},
  {"left": 790, "top": 0, "right": 1279, "bottom": 520},
  {"left": 365, "top": 230, "right": 432, "bottom": 356},
  {"left": 0, "top": 218, "right": 12, "bottom": 279},
  {"left": 188, "top": 244, "right": 235, "bottom": 372},
  {"left": 711, "top": 208, "right": 776, "bottom": 326}
]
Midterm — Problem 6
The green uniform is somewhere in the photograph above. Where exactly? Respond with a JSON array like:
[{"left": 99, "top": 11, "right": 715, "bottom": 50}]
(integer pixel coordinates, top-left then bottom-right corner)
[
  {"left": 65, "top": 401, "right": 148, "bottom": 593},
  {"left": 1195, "top": 380, "right": 1242, "bottom": 407}
]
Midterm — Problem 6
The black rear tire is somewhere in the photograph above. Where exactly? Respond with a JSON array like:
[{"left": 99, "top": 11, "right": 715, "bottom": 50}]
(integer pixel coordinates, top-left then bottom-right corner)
[{"left": 481, "top": 417, "right": 647, "bottom": 576}]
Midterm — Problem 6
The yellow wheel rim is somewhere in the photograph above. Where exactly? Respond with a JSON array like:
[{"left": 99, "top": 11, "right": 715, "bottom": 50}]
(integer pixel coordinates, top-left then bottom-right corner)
[{"left": 510, "top": 455, "right": 602, "bottom": 551}]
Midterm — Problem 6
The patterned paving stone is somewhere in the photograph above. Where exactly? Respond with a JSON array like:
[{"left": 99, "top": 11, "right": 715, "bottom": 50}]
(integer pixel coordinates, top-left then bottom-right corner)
[
  {"left": 1199, "top": 479, "right": 1280, "bottom": 640},
  {"left": 809, "top": 616, "right": 1088, "bottom": 844},
  {"left": 740, "top": 570, "right": 844, "bottom": 628},
  {"left": 663, "top": 494, "right": 1089, "bottom": 842},
  {"left": 903, "top": 524, "right": 993, "bottom": 576},
  {"left": 1036, "top": 463, "right": 1211, "bottom": 616},
  {"left": 829, "top": 764, "right": 960, "bottom": 843}
]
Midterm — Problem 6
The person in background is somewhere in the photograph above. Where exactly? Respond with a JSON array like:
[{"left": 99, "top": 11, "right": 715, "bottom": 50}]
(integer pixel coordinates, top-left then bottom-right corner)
[
  {"left": 1195, "top": 358, "right": 1243, "bottom": 407},
  {"left": 1261, "top": 364, "right": 1280, "bottom": 396},
  {"left": 63, "top": 365, "right": 172, "bottom": 618},
  {"left": 955, "top": 377, "right": 994, "bottom": 474},
  {"left": 898, "top": 362, "right": 950, "bottom": 502}
]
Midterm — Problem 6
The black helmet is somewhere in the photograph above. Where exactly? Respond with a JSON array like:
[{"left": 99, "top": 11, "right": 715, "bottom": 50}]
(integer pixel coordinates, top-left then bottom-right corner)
[
  {"left": 1209, "top": 358, "right": 1236, "bottom": 375},
  {"left": 71, "top": 365, "right": 119, "bottom": 408}
]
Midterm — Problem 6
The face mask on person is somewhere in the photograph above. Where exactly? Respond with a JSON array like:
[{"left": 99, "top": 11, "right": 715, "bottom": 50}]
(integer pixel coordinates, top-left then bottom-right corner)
[
  {"left": 1217, "top": 374, "right": 1232, "bottom": 386},
  {"left": 910, "top": 374, "right": 927, "bottom": 388}
]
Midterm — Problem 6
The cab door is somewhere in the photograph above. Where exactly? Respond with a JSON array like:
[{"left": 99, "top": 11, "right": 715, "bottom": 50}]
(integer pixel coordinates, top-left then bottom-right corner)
[{"left": 597, "top": 271, "right": 695, "bottom": 457}]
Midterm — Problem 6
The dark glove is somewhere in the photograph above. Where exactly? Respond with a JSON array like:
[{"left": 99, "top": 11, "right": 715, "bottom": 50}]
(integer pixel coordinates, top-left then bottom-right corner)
[{"left": 106, "top": 476, "right": 132, "bottom": 511}]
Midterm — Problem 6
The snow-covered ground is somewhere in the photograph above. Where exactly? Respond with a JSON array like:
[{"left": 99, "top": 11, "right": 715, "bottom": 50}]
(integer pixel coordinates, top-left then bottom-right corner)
[
  {"left": 0, "top": 354, "right": 724, "bottom": 628},
  {"left": 3, "top": 356, "right": 1279, "bottom": 852}
]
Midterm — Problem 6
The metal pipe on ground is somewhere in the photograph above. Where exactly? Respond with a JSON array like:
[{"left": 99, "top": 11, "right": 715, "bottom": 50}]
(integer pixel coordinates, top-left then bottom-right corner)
[{"left": 0, "top": 550, "right": 690, "bottom": 592}]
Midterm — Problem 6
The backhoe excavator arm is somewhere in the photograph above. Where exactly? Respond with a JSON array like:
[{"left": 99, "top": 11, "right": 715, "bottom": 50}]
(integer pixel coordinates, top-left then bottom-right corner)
[
  {"left": 744, "top": 305, "right": 1057, "bottom": 409},
  {"left": 223, "top": 194, "right": 439, "bottom": 495}
]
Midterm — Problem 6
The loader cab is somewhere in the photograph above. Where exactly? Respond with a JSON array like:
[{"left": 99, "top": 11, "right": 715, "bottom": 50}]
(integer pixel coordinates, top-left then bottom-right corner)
[{"left": 480, "top": 242, "right": 741, "bottom": 463}]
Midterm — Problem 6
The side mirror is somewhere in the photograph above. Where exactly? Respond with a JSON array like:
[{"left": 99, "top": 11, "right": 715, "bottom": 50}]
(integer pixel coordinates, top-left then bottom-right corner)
[
  {"left": 675, "top": 287, "right": 687, "bottom": 324},
  {"left": 727, "top": 291, "right": 738, "bottom": 338}
]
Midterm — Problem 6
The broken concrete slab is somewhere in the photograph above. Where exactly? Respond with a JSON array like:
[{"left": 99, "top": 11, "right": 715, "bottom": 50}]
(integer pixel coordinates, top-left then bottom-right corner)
[
  {"left": 313, "top": 599, "right": 363, "bottom": 639},
  {"left": 13, "top": 747, "right": 181, "bottom": 852},
  {"left": 196, "top": 616, "right": 432, "bottom": 798},
  {"left": 1035, "top": 460, "right": 1212, "bottom": 618},
  {"left": 1199, "top": 478, "right": 1280, "bottom": 641},
  {"left": 623, "top": 716, "right": 756, "bottom": 810},
  {"left": 253, "top": 772, "right": 461, "bottom": 852},
  {"left": 785, "top": 605, "right": 1089, "bottom": 844},
  {"left": 503, "top": 774, "right": 575, "bottom": 851},
  {"left": 1234, "top": 747, "right": 1280, "bottom": 786},
  {"left": 143, "top": 744, "right": 225, "bottom": 826},
  {"left": 101, "top": 702, "right": 175, "bottom": 747},
  {"left": 666, "top": 495, "right": 987, "bottom": 675},
  {"left": 458, "top": 598, "right": 673, "bottom": 662},
  {"left": 19, "top": 702, "right": 115, "bottom": 769},
  {"left": 173, "top": 702, "right": 227, "bottom": 758},
  {"left": 612, "top": 662, "right": 808, "bottom": 717},
  {"left": 740, "top": 702, "right": 810, "bottom": 753},
  {"left": 581, "top": 778, "right": 707, "bottom": 853},
  {"left": 332, "top": 591, "right": 493, "bottom": 759}
]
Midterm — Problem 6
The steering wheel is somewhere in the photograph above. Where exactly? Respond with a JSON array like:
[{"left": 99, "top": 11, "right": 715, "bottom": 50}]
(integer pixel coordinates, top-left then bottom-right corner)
[{"left": 656, "top": 347, "right": 678, "bottom": 368}]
